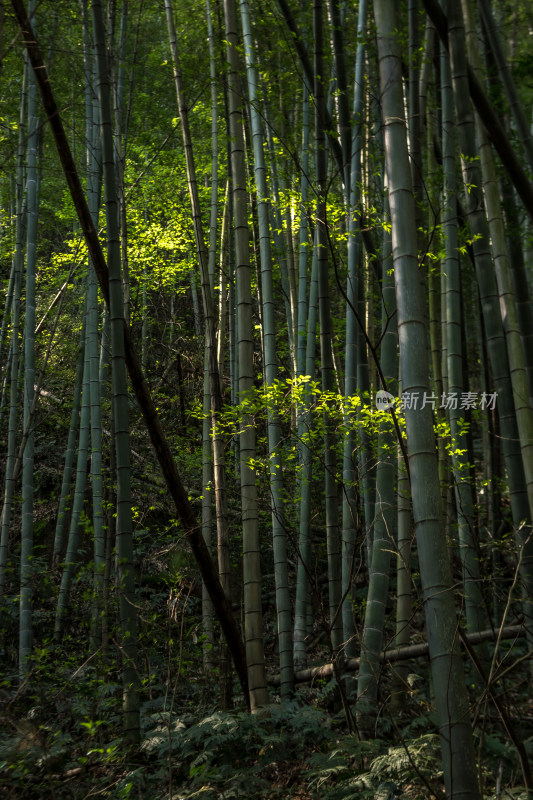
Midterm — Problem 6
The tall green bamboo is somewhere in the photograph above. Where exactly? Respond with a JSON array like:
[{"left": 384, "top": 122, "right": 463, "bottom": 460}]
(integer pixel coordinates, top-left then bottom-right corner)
[
  {"left": 224, "top": 0, "right": 269, "bottom": 710},
  {"left": 373, "top": 1, "right": 480, "bottom": 795},
  {"left": 391, "top": 442, "right": 413, "bottom": 706},
  {"left": 55, "top": 317, "right": 90, "bottom": 641},
  {"left": 440, "top": 36, "right": 487, "bottom": 642},
  {"left": 296, "top": 85, "right": 311, "bottom": 383},
  {"left": 341, "top": 0, "right": 368, "bottom": 665},
  {"left": 0, "top": 344, "right": 13, "bottom": 430},
  {"left": 240, "top": 0, "right": 293, "bottom": 697},
  {"left": 408, "top": 0, "right": 421, "bottom": 211},
  {"left": 355, "top": 136, "right": 376, "bottom": 569},
  {"left": 200, "top": 344, "right": 215, "bottom": 671},
  {"left": 356, "top": 199, "right": 398, "bottom": 734},
  {"left": 461, "top": 0, "right": 533, "bottom": 521},
  {"left": 20, "top": 0, "right": 38, "bottom": 674},
  {"left": 293, "top": 93, "right": 316, "bottom": 670},
  {"left": 113, "top": 0, "right": 130, "bottom": 324},
  {"left": 499, "top": 177, "right": 533, "bottom": 407},
  {"left": 447, "top": 0, "right": 533, "bottom": 648},
  {"left": 52, "top": 322, "right": 85, "bottom": 565},
  {"left": 314, "top": 0, "right": 343, "bottom": 655},
  {"left": 357, "top": 282, "right": 375, "bottom": 570},
  {"left": 327, "top": 0, "right": 350, "bottom": 192},
  {"left": 200, "top": 0, "right": 219, "bottom": 672},
  {"left": 165, "top": 0, "right": 234, "bottom": 697},
  {"left": 0, "top": 68, "right": 26, "bottom": 600},
  {"left": 11, "top": 0, "right": 250, "bottom": 701},
  {"left": 263, "top": 96, "right": 297, "bottom": 377},
  {"left": 82, "top": 0, "right": 105, "bottom": 649},
  {"left": 92, "top": 0, "right": 139, "bottom": 743},
  {"left": 478, "top": 0, "right": 533, "bottom": 175},
  {"left": 0, "top": 249, "right": 16, "bottom": 382},
  {"left": 263, "top": 114, "right": 296, "bottom": 370}
]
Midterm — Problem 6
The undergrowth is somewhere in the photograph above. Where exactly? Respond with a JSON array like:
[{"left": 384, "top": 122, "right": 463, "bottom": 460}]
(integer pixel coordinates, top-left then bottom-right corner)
[{"left": 2, "top": 678, "right": 531, "bottom": 800}]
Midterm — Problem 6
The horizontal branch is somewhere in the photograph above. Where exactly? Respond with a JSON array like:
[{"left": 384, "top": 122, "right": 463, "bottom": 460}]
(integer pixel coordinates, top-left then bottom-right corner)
[{"left": 268, "top": 624, "right": 526, "bottom": 685}]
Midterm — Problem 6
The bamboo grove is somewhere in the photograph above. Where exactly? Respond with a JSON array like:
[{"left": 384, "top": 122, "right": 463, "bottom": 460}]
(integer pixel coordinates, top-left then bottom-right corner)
[{"left": 1, "top": 0, "right": 532, "bottom": 797}]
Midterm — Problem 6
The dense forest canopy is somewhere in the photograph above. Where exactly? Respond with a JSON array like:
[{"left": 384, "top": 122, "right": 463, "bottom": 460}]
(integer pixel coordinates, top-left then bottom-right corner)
[{"left": 1, "top": 0, "right": 533, "bottom": 798}]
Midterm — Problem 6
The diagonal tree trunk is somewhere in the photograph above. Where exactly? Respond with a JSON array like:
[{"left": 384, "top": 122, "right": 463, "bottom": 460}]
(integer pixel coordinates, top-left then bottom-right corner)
[
  {"left": 478, "top": 0, "right": 533, "bottom": 174},
  {"left": 461, "top": 0, "right": 533, "bottom": 522},
  {"left": 10, "top": 0, "right": 249, "bottom": 704},
  {"left": 422, "top": 0, "right": 533, "bottom": 224}
]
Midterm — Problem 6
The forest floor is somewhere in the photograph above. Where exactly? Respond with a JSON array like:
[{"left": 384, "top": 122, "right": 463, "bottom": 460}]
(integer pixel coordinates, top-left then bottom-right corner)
[{"left": 1, "top": 660, "right": 532, "bottom": 800}]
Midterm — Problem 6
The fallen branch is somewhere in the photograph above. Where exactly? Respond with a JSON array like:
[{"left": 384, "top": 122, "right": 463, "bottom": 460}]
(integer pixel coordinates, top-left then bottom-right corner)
[{"left": 268, "top": 624, "right": 526, "bottom": 685}]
